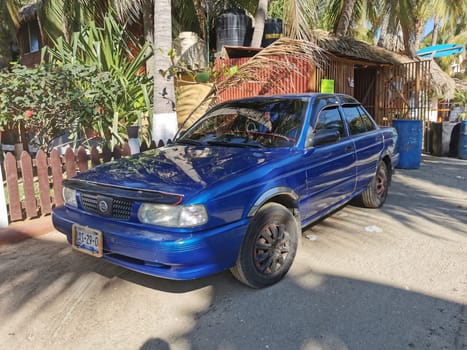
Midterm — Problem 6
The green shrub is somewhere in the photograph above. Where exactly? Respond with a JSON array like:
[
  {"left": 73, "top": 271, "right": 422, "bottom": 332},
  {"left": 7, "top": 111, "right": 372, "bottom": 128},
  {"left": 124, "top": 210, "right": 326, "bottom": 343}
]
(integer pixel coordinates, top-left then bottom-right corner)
[
  {"left": 0, "top": 13, "right": 152, "bottom": 151},
  {"left": 0, "top": 63, "right": 111, "bottom": 151},
  {"left": 44, "top": 12, "right": 153, "bottom": 147},
  {"left": 453, "top": 89, "right": 467, "bottom": 107}
]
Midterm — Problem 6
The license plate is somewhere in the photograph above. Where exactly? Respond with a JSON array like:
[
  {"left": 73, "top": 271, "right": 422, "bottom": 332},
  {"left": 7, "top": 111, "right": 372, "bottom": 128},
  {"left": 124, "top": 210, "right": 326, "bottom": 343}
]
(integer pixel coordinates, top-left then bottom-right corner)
[{"left": 72, "top": 225, "right": 103, "bottom": 257}]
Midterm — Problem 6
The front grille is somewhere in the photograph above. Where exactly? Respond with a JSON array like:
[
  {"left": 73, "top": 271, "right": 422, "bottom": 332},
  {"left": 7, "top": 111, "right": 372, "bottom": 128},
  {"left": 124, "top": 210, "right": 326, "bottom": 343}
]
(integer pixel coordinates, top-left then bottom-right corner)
[{"left": 80, "top": 193, "right": 134, "bottom": 220}]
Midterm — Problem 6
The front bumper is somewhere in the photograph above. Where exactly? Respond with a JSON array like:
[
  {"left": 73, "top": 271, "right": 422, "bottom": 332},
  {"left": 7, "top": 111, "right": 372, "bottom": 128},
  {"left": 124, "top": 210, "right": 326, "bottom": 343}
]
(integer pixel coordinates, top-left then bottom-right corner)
[{"left": 52, "top": 206, "right": 249, "bottom": 280}]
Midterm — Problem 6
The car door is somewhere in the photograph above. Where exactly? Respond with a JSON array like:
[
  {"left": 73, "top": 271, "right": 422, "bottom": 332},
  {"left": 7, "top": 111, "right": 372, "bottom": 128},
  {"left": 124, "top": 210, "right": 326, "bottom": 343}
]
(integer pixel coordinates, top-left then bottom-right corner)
[
  {"left": 341, "top": 104, "right": 383, "bottom": 192},
  {"left": 300, "top": 105, "right": 357, "bottom": 223}
]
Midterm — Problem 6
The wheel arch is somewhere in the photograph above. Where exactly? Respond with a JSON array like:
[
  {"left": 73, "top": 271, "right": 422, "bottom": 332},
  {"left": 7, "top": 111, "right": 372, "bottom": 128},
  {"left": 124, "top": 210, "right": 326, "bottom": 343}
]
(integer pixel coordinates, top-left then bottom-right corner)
[
  {"left": 247, "top": 187, "right": 300, "bottom": 220},
  {"left": 381, "top": 154, "right": 393, "bottom": 184}
]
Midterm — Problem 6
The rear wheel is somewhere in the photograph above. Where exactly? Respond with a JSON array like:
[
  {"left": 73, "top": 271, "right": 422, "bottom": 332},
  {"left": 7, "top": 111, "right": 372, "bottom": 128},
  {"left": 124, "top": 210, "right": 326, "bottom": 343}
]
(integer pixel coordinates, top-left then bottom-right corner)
[
  {"left": 231, "top": 203, "right": 299, "bottom": 288},
  {"left": 360, "top": 161, "right": 389, "bottom": 208}
]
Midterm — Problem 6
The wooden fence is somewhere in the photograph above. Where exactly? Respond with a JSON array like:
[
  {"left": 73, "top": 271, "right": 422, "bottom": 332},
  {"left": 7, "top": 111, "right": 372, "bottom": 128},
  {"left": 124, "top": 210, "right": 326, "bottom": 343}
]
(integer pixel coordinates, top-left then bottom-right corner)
[{"left": 1, "top": 141, "right": 158, "bottom": 223}]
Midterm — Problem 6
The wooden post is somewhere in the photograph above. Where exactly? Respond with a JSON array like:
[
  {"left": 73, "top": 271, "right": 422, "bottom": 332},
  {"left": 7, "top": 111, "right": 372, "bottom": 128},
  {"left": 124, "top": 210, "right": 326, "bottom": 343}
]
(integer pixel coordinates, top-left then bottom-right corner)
[
  {"left": 0, "top": 161, "right": 8, "bottom": 227},
  {"left": 21, "top": 151, "right": 37, "bottom": 218},
  {"left": 4, "top": 152, "right": 22, "bottom": 221}
]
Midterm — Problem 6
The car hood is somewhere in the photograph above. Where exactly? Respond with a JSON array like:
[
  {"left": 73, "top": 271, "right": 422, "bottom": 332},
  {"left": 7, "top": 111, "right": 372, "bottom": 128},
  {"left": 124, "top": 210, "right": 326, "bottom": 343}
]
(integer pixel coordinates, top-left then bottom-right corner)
[{"left": 72, "top": 145, "right": 292, "bottom": 199}]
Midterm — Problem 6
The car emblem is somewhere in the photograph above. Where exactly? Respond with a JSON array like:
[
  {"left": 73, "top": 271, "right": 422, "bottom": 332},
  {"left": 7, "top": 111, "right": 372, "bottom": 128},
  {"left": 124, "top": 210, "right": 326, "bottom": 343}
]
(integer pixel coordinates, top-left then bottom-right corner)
[
  {"left": 96, "top": 196, "right": 113, "bottom": 216},
  {"left": 98, "top": 200, "right": 109, "bottom": 213}
]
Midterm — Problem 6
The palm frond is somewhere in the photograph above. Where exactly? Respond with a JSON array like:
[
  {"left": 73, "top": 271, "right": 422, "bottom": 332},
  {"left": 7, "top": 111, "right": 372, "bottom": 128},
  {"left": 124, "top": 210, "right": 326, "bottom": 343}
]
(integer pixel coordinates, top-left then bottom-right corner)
[
  {"left": 4, "top": 0, "right": 22, "bottom": 29},
  {"left": 217, "top": 37, "right": 327, "bottom": 92},
  {"left": 112, "top": 0, "right": 146, "bottom": 23},
  {"left": 179, "top": 37, "right": 329, "bottom": 129}
]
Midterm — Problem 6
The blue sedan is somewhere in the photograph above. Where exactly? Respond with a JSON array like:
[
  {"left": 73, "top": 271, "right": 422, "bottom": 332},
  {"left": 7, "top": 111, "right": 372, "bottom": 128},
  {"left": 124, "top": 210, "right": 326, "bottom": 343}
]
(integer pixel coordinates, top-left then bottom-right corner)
[{"left": 53, "top": 93, "right": 399, "bottom": 288}]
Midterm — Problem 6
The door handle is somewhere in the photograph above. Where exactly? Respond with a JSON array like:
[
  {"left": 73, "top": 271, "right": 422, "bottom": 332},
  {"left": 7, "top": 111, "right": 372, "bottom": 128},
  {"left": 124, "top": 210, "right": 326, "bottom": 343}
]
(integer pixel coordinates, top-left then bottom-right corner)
[{"left": 345, "top": 145, "right": 354, "bottom": 153}]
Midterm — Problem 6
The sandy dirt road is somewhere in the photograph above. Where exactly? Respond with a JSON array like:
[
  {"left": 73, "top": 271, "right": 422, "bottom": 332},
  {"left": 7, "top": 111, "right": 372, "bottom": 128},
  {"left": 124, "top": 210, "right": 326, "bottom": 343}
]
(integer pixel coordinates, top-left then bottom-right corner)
[{"left": 0, "top": 154, "right": 466, "bottom": 350}]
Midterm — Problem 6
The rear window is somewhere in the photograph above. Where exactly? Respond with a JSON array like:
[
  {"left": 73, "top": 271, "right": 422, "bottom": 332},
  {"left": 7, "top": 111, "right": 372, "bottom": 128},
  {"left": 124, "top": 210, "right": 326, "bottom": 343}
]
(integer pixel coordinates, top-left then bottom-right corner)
[{"left": 342, "top": 105, "right": 376, "bottom": 135}]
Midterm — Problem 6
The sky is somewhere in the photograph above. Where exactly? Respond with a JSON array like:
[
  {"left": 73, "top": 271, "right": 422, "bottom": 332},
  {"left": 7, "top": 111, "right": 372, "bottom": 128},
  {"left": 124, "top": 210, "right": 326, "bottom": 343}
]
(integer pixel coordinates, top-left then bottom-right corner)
[{"left": 422, "top": 18, "right": 435, "bottom": 39}]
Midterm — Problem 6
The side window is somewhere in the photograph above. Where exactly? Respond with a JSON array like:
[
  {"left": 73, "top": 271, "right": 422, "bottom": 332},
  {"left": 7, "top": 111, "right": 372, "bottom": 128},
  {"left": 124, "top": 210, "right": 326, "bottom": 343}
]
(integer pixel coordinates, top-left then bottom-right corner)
[
  {"left": 314, "top": 107, "right": 345, "bottom": 136},
  {"left": 358, "top": 106, "right": 377, "bottom": 131},
  {"left": 306, "top": 107, "right": 345, "bottom": 147},
  {"left": 342, "top": 106, "right": 367, "bottom": 135}
]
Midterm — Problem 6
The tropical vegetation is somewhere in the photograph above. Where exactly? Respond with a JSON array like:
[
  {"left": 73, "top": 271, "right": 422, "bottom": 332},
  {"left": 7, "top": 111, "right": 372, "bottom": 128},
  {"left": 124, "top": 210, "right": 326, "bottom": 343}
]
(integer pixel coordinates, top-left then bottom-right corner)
[
  {"left": 44, "top": 13, "right": 153, "bottom": 148},
  {"left": 0, "top": 62, "right": 114, "bottom": 151},
  {"left": 0, "top": 11, "right": 152, "bottom": 150},
  {"left": 0, "top": 0, "right": 466, "bottom": 151}
]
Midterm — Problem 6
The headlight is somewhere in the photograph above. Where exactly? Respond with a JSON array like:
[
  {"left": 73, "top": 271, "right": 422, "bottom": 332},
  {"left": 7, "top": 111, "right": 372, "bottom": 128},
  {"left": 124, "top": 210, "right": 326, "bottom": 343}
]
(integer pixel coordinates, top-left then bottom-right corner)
[
  {"left": 62, "top": 187, "right": 77, "bottom": 207},
  {"left": 138, "top": 203, "right": 208, "bottom": 227}
]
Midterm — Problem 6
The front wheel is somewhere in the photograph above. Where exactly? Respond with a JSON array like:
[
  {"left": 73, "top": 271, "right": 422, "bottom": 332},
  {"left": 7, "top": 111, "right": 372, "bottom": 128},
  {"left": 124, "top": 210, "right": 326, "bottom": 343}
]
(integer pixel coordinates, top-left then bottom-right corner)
[
  {"left": 231, "top": 203, "right": 299, "bottom": 288},
  {"left": 360, "top": 161, "right": 389, "bottom": 208}
]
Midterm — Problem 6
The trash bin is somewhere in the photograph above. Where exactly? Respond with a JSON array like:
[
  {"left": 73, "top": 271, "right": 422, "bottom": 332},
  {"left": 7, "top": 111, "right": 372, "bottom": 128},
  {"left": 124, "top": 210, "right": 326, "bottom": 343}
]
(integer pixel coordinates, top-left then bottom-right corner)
[
  {"left": 458, "top": 120, "right": 467, "bottom": 159},
  {"left": 430, "top": 122, "right": 460, "bottom": 157},
  {"left": 393, "top": 119, "right": 423, "bottom": 169}
]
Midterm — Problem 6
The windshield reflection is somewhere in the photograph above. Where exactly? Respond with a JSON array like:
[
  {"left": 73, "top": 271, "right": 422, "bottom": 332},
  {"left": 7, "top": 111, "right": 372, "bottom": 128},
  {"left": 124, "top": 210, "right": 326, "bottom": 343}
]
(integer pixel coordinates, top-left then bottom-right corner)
[{"left": 177, "top": 98, "right": 309, "bottom": 148}]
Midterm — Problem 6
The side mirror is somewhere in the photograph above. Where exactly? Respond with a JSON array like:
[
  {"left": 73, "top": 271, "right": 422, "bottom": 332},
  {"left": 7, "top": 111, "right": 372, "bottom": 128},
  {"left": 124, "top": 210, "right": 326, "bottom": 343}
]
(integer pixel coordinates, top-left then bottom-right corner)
[{"left": 310, "top": 129, "right": 340, "bottom": 147}]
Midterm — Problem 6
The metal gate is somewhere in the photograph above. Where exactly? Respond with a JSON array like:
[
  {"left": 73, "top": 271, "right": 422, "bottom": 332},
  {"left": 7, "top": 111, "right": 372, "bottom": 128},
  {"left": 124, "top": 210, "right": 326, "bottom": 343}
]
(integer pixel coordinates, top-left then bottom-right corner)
[{"left": 379, "top": 60, "right": 431, "bottom": 126}]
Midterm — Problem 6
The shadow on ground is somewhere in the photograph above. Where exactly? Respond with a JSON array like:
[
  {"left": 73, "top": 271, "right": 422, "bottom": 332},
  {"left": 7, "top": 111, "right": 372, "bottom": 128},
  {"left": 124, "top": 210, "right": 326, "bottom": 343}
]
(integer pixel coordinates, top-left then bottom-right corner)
[
  {"left": 0, "top": 233, "right": 465, "bottom": 350},
  {"left": 0, "top": 155, "right": 465, "bottom": 349}
]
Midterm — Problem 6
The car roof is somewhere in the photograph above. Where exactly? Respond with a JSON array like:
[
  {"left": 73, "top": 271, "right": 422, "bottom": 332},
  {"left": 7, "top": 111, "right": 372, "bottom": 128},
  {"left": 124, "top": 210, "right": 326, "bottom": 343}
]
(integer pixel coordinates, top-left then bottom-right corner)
[{"left": 221, "top": 93, "right": 360, "bottom": 106}]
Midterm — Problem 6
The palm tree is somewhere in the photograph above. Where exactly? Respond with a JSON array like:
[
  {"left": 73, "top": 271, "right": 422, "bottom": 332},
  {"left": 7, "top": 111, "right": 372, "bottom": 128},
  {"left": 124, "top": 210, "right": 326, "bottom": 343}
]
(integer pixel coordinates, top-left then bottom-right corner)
[
  {"left": 0, "top": 4, "right": 15, "bottom": 66},
  {"left": 153, "top": 0, "right": 176, "bottom": 115},
  {"left": 333, "top": 0, "right": 357, "bottom": 36},
  {"left": 29, "top": 0, "right": 175, "bottom": 143},
  {"left": 429, "top": 0, "right": 466, "bottom": 45},
  {"left": 375, "top": 0, "right": 462, "bottom": 58},
  {"left": 1, "top": 0, "right": 28, "bottom": 65},
  {"left": 282, "top": 0, "right": 319, "bottom": 40},
  {"left": 251, "top": 0, "right": 269, "bottom": 47},
  {"left": 376, "top": 4, "right": 403, "bottom": 51}
]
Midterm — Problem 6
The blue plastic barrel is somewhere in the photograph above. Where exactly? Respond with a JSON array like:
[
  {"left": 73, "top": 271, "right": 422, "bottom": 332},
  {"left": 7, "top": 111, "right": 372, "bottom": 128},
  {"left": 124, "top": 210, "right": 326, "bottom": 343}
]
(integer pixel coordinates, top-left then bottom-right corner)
[
  {"left": 393, "top": 119, "right": 423, "bottom": 169},
  {"left": 458, "top": 120, "right": 467, "bottom": 159}
]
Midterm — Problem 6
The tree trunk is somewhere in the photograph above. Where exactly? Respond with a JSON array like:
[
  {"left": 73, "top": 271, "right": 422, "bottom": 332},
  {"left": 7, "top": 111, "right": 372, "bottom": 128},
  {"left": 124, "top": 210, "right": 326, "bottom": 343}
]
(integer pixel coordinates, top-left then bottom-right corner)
[
  {"left": 193, "top": 0, "right": 207, "bottom": 41},
  {"left": 143, "top": 0, "right": 155, "bottom": 78},
  {"left": 251, "top": 0, "right": 268, "bottom": 47},
  {"left": 377, "top": 6, "right": 404, "bottom": 53},
  {"left": 431, "top": 16, "right": 440, "bottom": 46},
  {"left": 377, "top": 2, "right": 390, "bottom": 47},
  {"left": 401, "top": 24, "right": 417, "bottom": 58},
  {"left": 153, "top": 0, "right": 177, "bottom": 145},
  {"left": 333, "top": 0, "right": 356, "bottom": 36},
  {"left": 412, "top": 17, "right": 423, "bottom": 52},
  {"left": 153, "top": 0, "right": 175, "bottom": 114}
]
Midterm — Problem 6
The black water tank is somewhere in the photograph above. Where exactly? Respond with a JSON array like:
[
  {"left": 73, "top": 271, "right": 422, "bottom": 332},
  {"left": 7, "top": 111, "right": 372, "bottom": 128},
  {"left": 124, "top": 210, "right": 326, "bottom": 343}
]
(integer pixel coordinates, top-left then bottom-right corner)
[
  {"left": 261, "top": 18, "right": 283, "bottom": 47},
  {"left": 216, "top": 8, "right": 252, "bottom": 52}
]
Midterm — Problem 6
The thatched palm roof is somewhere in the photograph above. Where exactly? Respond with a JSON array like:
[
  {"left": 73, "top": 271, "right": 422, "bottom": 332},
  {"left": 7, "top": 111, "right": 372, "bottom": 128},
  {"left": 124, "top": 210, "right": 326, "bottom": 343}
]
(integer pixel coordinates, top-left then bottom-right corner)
[
  {"left": 182, "top": 34, "right": 456, "bottom": 126},
  {"left": 308, "top": 30, "right": 411, "bottom": 65},
  {"left": 430, "top": 60, "right": 457, "bottom": 98},
  {"left": 217, "top": 31, "right": 456, "bottom": 99},
  {"left": 454, "top": 78, "right": 467, "bottom": 92},
  {"left": 308, "top": 30, "right": 456, "bottom": 97},
  {"left": 217, "top": 33, "right": 455, "bottom": 98}
]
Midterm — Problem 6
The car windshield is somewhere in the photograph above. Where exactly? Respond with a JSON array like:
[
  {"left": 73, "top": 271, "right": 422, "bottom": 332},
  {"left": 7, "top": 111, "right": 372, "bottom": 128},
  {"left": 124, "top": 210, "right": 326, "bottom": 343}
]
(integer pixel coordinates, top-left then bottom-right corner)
[{"left": 176, "top": 98, "right": 308, "bottom": 148}]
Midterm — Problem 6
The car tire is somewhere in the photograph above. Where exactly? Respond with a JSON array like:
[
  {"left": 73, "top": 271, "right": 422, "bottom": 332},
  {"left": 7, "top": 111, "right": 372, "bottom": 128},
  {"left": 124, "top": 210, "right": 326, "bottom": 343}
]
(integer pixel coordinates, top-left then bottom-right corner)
[
  {"left": 360, "top": 161, "right": 389, "bottom": 208},
  {"left": 231, "top": 203, "right": 299, "bottom": 288}
]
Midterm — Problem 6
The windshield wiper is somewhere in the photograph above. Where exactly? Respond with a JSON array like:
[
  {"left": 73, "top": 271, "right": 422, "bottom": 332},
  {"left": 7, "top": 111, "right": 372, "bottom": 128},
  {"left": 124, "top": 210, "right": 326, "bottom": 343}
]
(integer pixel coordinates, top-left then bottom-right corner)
[
  {"left": 206, "top": 140, "right": 263, "bottom": 148},
  {"left": 175, "top": 139, "right": 203, "bottom": 146}
]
